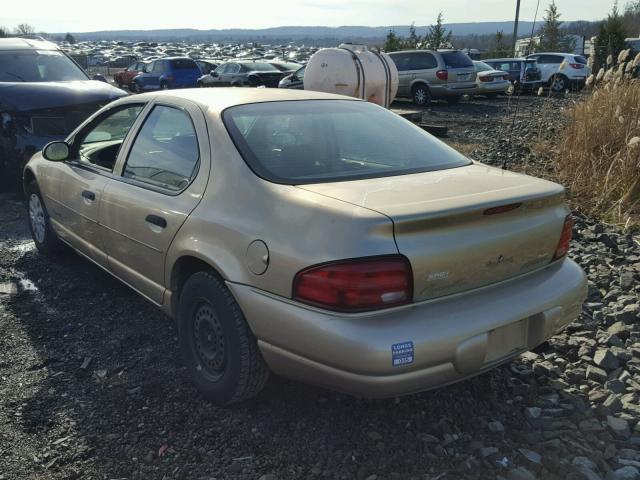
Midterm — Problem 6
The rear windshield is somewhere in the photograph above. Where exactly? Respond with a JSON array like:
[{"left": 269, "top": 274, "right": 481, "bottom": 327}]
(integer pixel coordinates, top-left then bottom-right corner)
[
  {"left": 170, "top": 59, "right": 198, "bottom": 70},
  {"left": 574, "top": 56, "right": 587, "bottom": 64},
  {"left": 474, "top": 61, "right": 493, "bottom": 72},
  {"left": 0, "top": 50, "right": 88, "bottom": 82},
  {"left": 223, "top": 100, "right": 471, "bottom": 184},
  {"left": 440, "top": 51, "right": 473, "bottom": 68}
]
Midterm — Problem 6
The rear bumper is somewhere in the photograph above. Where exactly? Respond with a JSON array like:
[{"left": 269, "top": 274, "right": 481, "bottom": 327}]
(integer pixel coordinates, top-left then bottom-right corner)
[
  {"left": 228, "top": 259, "right": 587, "bottom": 397},
  {"left": 474, "top": 81, "right": 510, "bottom": 94},
  {"left": 430, "top": 84, "right": 477, "bottom": 98}
]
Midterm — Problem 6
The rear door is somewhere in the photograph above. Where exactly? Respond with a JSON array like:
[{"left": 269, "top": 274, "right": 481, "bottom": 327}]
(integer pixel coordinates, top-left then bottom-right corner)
[
  {"left": 440, "top": 51, "right": 476, "bottom": 85},
  {"left": 99, "top": 100, "right": 210, "bottom": 304}
]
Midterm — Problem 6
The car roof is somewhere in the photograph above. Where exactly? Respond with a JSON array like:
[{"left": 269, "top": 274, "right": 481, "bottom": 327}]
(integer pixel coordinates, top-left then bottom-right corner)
[
  {"left": 0, "top": 37, "right": 59, "bottom": 51},
  {"left": 484, "top": 58, "right": 530, "bottom": 62},
  {"left": 131, "top": 88, "right": 358, "bottom": 112}
]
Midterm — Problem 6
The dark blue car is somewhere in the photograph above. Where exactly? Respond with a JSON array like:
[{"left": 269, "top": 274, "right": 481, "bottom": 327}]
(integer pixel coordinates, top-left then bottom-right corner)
[{"left": 132, "top": 57, "right": 201, "bottom": 92}]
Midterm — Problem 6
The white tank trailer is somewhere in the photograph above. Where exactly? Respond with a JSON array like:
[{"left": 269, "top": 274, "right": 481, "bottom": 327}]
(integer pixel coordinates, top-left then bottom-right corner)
[{"left": 304, "top": 44, "right": 399, "bottom": 108}]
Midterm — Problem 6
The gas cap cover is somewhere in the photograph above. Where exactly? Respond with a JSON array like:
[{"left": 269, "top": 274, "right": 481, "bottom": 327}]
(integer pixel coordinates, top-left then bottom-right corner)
[{"left": 246, "top": 240, "right": 269, "bottom": 275}]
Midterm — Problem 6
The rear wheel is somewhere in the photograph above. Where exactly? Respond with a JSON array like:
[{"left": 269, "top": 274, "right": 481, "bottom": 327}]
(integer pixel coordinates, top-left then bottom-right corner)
[
  {"left": 411, "top": 84, "right": 431, "bottom": 106},
  {"left": 178, "top": 272, "right": 269, "bottom": 405},
  {"left": 26, "top": 182, "right": 64, "bottom": 255},
  {"left": 160, "top": 80, "right": 169, "bottom": 90},
  {"left": 549, "top": 74, "right": 567, "bottom": 93}
]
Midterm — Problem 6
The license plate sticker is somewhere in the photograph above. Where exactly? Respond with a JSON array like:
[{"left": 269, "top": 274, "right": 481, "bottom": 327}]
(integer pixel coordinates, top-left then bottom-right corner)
[{"left": 392, "top": 341, "right": 414, "bottom": 366}]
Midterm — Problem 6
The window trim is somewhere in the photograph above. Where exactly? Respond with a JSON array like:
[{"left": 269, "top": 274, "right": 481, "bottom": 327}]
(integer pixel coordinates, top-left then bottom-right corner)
[
  {"left": 67, "top": 102, "right": 147, "bottom": 175},
  {"left": 119, "top": 102, "right": 201, "bottom": 196}
]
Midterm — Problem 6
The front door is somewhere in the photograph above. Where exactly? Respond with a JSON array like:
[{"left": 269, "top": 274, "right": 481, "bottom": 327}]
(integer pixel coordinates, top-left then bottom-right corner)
[
  {"left": 43, "top": 104, "right": 146, "bottom": 265},
  {"left": 99, "top": 101, "right": 210, "bottom": 304}
]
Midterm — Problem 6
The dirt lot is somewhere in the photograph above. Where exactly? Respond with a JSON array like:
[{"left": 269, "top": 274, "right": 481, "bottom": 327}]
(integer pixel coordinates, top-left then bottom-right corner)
[{"left": 1, "top": 94, "right": 639, "bottom": 480}]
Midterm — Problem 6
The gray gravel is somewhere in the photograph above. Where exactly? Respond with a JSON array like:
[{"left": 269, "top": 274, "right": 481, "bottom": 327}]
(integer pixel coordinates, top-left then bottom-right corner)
[{"left": 0, "top": 93, "right": 639, "bottom": 480}]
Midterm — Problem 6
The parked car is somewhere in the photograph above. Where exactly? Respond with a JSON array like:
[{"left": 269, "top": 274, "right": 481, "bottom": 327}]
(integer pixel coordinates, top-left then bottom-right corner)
[
  {"left": 195, "top": 59, "right": 219, "bottom": 75},
  {"left": 0, "top": 37, "right": 126, "bottom": 190},
  {"left": 113, "top": 60, "right": 148, "bottom": 89},
  {"left": 387, "top": 49, "right": 477, "bottom": 105},
  {"left": 24, "top": 88, "right": 587, "bottom": 405},
  {"left": 200, "top": 61, "right": 286, "bottom": 87},
  {"left": 278, "top": 65, "right": 305, "bottom": 89},
  {"left": 268, "top": 60, "right": 302, "bottom": 73},
  {"left": 526, "top": 53, "right": 590, "bottom": 92},
  {"left": 472, "top": 61, "right": 510, "bottom": 98},
  {"left": 483, "top": 58, "right": 543, "bottom": 92},
  {"left": 132, "top": 57, "right": 201, "bottom": 92}
]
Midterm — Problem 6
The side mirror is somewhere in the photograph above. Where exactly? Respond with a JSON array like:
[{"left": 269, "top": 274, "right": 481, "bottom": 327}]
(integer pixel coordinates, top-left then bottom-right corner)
[
  {"left": 42, "top": 141, "right": 70, "bottom": 162},
  {"left": 92, "top": 74, "right": 107, "bottom": 83}
]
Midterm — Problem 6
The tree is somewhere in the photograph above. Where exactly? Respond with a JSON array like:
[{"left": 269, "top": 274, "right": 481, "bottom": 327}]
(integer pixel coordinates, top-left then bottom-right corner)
[
  {"left": 423, "top": 12, "right": 453, "bottom": 49},
  {"left": 538, "top": 1, "right": 573, "bottom": 51},
  {"left": 594, "top": 2, "right": 628, "bottom": 69},
  {"left": 383, "top": 29, "right": 403, "bottom": 52},
  {"left": 65, "top": 32, "right": 76, "bottom": 44},
  {"left": 14, "top": 23, "right": 35, "bottom": 35},
  {"left": 0, "top": 26, "right": 8, "bottom": 38},
  {"left": 406, "top": 23, "right": 421, "bottom": 49},
  {"left": 489, "top": 30, "right": 510, "bottom": 57}
]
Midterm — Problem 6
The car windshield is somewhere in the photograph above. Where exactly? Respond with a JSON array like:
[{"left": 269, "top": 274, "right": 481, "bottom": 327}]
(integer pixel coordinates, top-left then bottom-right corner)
[
  {"left": 0, "top": 50, "right": 88, "bottom": 82},
  {"left": 224, "top": 100, "right": 471, "bottom": 184},
  {"left": 440, "top": 51, "right": 473, "bottom": 68},
  {"left": 474, "top": 61, "right": 493, "bottom": 72},
  {"left": 241, "top": 62, "right": 279, "bottom": 72},
  {"left": 271, "top": 62, "right": 300, "bottom": 71}
]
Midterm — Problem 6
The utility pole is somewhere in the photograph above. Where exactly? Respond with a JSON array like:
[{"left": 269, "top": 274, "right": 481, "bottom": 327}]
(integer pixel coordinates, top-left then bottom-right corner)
[{"left": 512, "top": 0, "right": 521, "bottom": 57}]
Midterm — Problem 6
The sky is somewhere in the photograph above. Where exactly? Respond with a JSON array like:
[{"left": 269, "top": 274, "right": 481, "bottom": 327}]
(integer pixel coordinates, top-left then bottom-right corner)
[{"left": 0, "top": 0, "right": 614, "bottom": 33}]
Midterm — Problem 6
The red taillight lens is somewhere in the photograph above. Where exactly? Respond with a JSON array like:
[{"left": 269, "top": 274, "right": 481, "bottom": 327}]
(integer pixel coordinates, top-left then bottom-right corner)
[
  {"left": 293, "top": 256, "right": 413, "bottom": 312},
  {"left": 503, "top": 75, "right": 510, "bottom": 81},
  {"left": 479, "top": 76, "right": 494, "bottom": 82},
  {"left": 552, "top": 214, "right": 573, "bottom": 261},
  {"left": 436, "top": 70, "right": 448, "bottom": 81},
  {"left": 569, "top": 63, "right": 584, "bottom": 69}
]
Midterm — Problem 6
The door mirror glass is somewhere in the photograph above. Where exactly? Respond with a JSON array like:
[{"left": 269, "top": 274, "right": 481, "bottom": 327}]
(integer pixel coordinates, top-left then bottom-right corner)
[{"left": 43, "top": 141, "right": 70, "bottom": 162}]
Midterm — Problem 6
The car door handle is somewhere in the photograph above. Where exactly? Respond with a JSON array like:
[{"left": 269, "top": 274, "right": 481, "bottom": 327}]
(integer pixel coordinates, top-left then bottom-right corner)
[
  {"left": 145, "top": 214, "right": 167, "bottom": 228},
  {"left": 81, "top": 190, "right": 95, "bottom": 201}
]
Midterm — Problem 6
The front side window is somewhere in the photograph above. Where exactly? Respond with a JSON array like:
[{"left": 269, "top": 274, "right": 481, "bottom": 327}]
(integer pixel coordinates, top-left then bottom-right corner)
[
  {"left": 124, "top": 105, "right": 199, "bottom": 192},
  {"left": 77, "top": 105, "right": 144, "bottom": 170},
  {"left": 224, "top": 100, "right": 470, "bottom": 185},
  {"left": 0, "top": 50, "right": 88, "bottom": 82}
]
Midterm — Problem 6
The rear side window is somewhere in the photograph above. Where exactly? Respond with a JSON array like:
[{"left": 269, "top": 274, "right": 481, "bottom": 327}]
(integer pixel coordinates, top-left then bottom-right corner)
[
  {"left": 224, "top": 100, "right": 470, "bottom": 185},
  {"left": 410, "top": 52, "right": 438, "bottom": 70},
  {"left": 170, "top": 58, "right": 198, "bottom": 70},
  {"left": 124, "top": 105, "right": 199, "bottom": 192},
  {"left": 440, "top": 51, "right": 473, "bottom": 68},
  {"left": 538, "top": 55, "right": 563, "bottom": 64},
  {"left": 389, "top": 53, "right": 411, "bottom": 71}
]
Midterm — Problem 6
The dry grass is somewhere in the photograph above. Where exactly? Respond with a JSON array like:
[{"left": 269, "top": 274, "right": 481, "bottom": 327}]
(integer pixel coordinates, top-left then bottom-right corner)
[
  {"left": 557, "top": 77, "right": 640, "bottom": 225},
  {"left": 447, "top": 141, "right": 483, "bottom": 158}
]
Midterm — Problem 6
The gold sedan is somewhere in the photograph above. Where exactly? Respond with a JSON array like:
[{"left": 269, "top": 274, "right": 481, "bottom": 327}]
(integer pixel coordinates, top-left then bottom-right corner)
[{"left": 24, "top": 89, "right": 587, "bottom": 405}]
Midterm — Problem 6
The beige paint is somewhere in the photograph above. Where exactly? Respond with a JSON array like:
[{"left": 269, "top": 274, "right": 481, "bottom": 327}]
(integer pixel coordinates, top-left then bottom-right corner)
[{"left": 25, "top": 88, "right": 587, "bottom": 397}]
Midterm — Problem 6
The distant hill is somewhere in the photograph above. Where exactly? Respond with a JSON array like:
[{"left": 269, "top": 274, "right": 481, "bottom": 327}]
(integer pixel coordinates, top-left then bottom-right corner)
[{"left": 69, "top": 22, "right": 546, "bottom": 43}]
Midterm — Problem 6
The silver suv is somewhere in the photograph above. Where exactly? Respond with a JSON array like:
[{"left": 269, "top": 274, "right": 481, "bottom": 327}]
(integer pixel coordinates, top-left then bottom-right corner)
[{"left": 388, "top": 50, "right": 477, "bottom": 106}]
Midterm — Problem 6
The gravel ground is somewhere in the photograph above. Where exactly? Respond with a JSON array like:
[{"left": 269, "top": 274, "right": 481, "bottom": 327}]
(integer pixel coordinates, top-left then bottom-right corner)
[{"left": 1, "top": 94, "right": 639, "bottom": 480}]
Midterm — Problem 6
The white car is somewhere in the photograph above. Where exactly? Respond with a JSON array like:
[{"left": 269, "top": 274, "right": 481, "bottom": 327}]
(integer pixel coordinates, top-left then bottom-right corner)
[
  {"left": 526, "top": 53, "right": 590, "bottom": 92},
  {"left": 472, "top": 61, "right": 510, "bottom": 98}
]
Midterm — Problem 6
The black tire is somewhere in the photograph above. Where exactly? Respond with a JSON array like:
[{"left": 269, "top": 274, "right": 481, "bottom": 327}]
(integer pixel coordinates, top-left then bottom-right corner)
[
  {"left": 178, "top": 271, "right": 269, "bottom": 405},
  {"left": 130, "top": 81, "right": 141, "bottom": 93},
  {"left": 446, "top": 96, "right": 461, "bottom": 104},
  {"left": 160, "top": 80, "right": 169, "bottom": 90},
  {"left": 26, "top": 182, "right": 64, "bottom": 255},
  {"left": 197, "top": 81, "right": 203, "bottom": 88},
  {"left": 549, "top": 74, "right": 567, "bottom": 93},
  {"left": 411, "top": 84, "right": 431, "bottom": 106}
]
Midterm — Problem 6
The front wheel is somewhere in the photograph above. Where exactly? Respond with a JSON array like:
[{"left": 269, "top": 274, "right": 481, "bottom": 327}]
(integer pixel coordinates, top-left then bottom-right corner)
[
  {"left": 26, "top": 182, "right": 64, "bottom": 255},
  {"left": 412, "top": 84, "right": 431, "bottom": 106},
  {"left": 160, "top": 81, "right": 169, "bottom": 90},
  {"left": 178, "top": 272, "right": 269, "bottom": 405}
]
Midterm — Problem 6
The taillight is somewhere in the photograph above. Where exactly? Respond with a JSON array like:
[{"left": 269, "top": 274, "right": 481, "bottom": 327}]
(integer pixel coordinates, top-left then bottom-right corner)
[
  {"left": 503, "top": 75, "right": 510, "bottom": 81},
  {"left": 569, "top": 63, "right": 584, "bottom": 69},
  {"left": 479, "top": 76, "right": 494, "bottom": 82},
  {"left": 293, "top": 256, "right": 413, "bottom": 312},
  {"left": 435, "top": 70, "right": 448, "bottom": 81},
  {"left": 552, "top": 214, "right": 573, "bottom": 261}
]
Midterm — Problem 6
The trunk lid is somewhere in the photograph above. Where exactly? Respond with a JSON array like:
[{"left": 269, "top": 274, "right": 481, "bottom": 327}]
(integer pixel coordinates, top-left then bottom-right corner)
[{"left": 297, "top": 164, "right": 568, "bottom": 301}]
